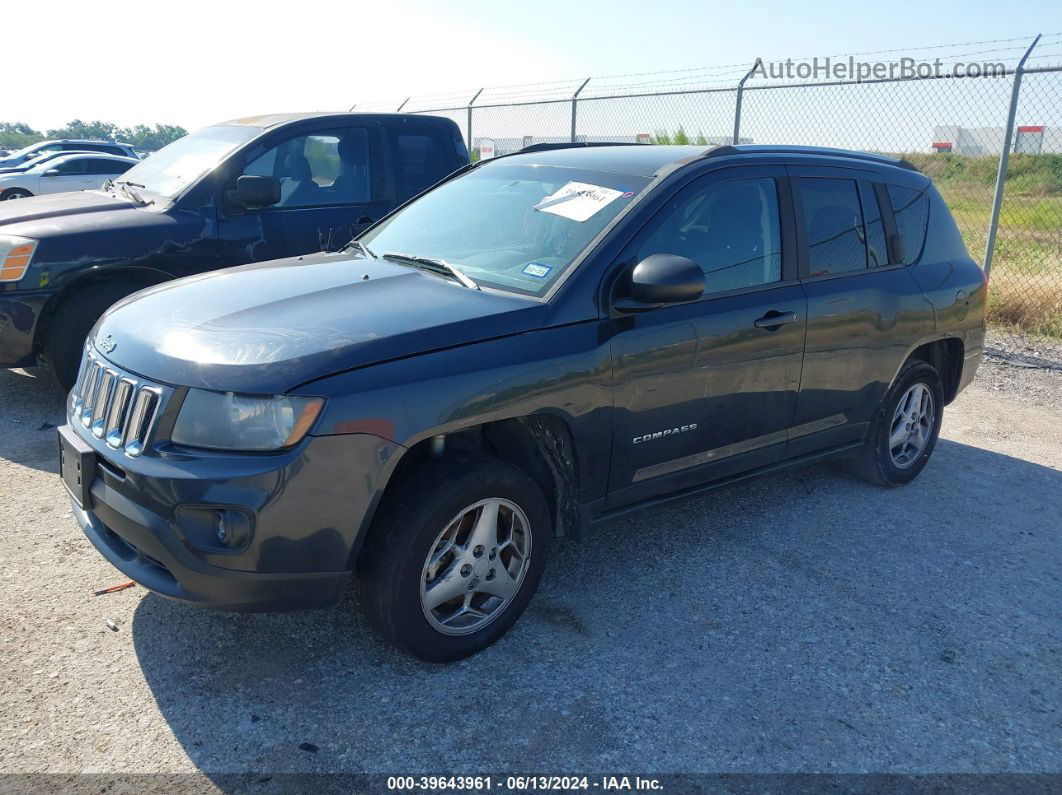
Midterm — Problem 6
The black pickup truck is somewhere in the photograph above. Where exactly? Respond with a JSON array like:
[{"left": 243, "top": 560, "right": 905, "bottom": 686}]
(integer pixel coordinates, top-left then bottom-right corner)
[
  {"left": 58, "top": 144, "right": 986, "bottom": 661},
  {"left": 0, "top": 112, "right": 468, "bottom": 387}
]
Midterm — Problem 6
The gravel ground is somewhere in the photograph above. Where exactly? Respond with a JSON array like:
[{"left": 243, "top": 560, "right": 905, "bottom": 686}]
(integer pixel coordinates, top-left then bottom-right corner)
[{"left": 0, "top": 358, "right": 1059, "bottom": 782}]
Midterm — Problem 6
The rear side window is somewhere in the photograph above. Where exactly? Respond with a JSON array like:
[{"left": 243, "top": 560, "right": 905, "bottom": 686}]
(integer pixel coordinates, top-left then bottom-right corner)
[
  {"left": 798, "top": 178, "right": 866, "bottom": 275},
  {"left": 887, "top": 185, "right": 930, "bottom": 265},
  {"left": 860, "top": 183, "right": 888, "bottom": 267},
  {"left": 394, "top": 130, "right": 454, "bottom": 197}
]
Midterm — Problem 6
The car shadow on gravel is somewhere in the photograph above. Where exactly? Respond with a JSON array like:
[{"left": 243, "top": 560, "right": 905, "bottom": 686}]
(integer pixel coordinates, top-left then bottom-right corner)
[
  {"left": 0, "top": 366, "right": 66, "bottom": 473},
  {"left": 130, "top": 438, "right": 1062, "bottom": 776}
]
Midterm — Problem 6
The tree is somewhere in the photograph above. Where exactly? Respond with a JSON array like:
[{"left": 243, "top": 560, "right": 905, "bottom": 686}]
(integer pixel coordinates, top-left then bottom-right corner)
[
  {"left": 0, "top": 122, "right": 44, "bottom": 150},
  {"left": 673, "top": 126, "right": 690, "bottom": 145}
]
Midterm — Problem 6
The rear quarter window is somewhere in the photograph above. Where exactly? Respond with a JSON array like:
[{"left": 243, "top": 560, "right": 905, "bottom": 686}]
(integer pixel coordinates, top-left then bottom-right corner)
[
  {"left": 887, "top": 184, "right": 930, "bottom": 265},
  {"left": 919, "top": 185, "right": 972, "bottom": 264}
]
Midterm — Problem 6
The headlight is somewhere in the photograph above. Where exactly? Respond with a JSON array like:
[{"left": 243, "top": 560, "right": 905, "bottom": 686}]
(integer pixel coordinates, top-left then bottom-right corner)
[
  {"left": 171, "top": 390, "right": 324, "bottom": 451},
  {"left": 0, "top": 235, "right": 38, "bottom": 282}
]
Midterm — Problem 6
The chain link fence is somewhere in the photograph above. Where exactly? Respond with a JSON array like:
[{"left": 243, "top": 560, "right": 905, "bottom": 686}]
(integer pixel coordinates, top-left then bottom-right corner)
[{"left": 363, "top": 38, "right": 1062, "bottom": 366}]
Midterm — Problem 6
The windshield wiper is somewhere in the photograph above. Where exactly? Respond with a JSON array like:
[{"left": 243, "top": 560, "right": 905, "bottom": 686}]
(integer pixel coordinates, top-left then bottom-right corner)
[
  {"left": 347, "top": 240, "right": 376, "bottom": 259},
  {"left": 381, "top": 251, "right": 479, "bottom": 290},
  {"left": 115, "top": 180, "right": 149, "bottom": 206}
]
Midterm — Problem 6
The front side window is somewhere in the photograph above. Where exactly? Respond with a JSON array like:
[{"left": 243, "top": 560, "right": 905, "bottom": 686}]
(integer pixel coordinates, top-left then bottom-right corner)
[
  {"left": 53, "top": 158, "right": 88, "bottom": 175},
  {"left": 243, "top": 127, "right": 372, "bottom": 207},
  {"left": 799, "top": 178, "right": 867, "bottom": 276},
  {"left": 635, "top": 177, "right": 783, "bottom": 295},
  {"left": 88, "top": 159, "right": 132, "bottom": 175},
  {"left": 360, "top": 162, "right": 648, "bottom": 296}
]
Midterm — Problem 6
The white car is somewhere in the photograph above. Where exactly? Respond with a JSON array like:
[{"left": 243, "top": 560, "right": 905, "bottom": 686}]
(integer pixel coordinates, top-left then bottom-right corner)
[
  {"left": 0, "top": 139, "right": 139, "bottom": 169},
  {"left": 0, "top": 153, "right": 138, "bottom": 200}
]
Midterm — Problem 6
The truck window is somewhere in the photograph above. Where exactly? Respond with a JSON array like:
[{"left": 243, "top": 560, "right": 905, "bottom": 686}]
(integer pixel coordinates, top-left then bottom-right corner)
[
  {"left": 394, "top": 130, "right": 453, "bottom": 196},
  {"left": 244, "top": 127, "right": 372, "bottom": 207},
  {"left": 798, "top": 178, "right": 867, "bottom": 276},
  {"left": 859, "top": 182, "right": 888, "bottom": 267}
]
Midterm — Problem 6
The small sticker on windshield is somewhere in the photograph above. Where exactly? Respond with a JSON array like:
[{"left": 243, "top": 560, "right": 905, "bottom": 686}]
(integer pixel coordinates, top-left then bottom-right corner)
[
  {"left": 534, "top": 181, "right": 625, "bottom": 222},
  {"left": 522, "top": 263, "right": 553, "bottom": 278}
]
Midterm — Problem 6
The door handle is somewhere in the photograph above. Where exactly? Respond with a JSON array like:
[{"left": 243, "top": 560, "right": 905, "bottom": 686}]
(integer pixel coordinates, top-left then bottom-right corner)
[{"left": 754, "top": 311, "right": 798, "bottom": 330}]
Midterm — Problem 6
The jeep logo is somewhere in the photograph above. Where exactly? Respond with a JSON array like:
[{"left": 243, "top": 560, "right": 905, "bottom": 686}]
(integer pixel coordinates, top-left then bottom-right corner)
[
  {"left": 632, "top": 423, "right": 697, "bottom": 444},
  {"left": 97, "top": 335, "right": 117, "bottom": 354}
]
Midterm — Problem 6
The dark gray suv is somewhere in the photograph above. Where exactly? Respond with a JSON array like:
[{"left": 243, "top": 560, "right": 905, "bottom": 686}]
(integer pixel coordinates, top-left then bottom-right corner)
[{"left": 58, "top": 144, "right": 986, "bottom": 661}]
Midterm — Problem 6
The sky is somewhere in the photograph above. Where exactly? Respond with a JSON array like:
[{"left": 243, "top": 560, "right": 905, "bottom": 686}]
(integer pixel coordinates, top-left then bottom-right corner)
[{"left": 6, "top": 0, "right": 1060, "bottom": 134}]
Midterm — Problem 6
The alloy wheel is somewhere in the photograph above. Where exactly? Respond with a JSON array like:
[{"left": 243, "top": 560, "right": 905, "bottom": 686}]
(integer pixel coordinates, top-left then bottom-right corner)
[{"left": 419, "top": 498, "right": 532, "bottom": 636}]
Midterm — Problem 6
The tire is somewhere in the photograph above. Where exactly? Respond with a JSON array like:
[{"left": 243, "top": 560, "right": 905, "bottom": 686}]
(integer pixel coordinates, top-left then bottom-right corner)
[
  {"left": 1, "top": 189, "right": 33, "bottom": 200},
  {"left": 43, "top": 281, "right": 143, "bottom": 391},
  {"left": 358, "top": 453, "right": 552, "bottom": 662},
  {"left": 853, "top": 360, "right": 944, "bottom": 487}
]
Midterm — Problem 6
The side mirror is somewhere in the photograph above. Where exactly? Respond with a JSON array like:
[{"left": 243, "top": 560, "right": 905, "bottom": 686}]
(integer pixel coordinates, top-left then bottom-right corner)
[
  {"left": 43, "top": 168, "right": 60, "bottom": 177},
  {"left": 229, "top": 175, "right": 280, "bottom": 208},
  {"left": 617, "top": 254, "right": 704, "bottom": 311}
]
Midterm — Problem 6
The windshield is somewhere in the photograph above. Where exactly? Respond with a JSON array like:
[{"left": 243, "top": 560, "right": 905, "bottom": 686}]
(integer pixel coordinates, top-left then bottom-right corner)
[
  {"left": 0, "top": 143, "right": 47, "bottom": 166},
  {"left": 116, "top": 125, "right": 261, "bottom": 199},
  {"left": 360, "top": 162, "right": 649, "bottom": 296}
]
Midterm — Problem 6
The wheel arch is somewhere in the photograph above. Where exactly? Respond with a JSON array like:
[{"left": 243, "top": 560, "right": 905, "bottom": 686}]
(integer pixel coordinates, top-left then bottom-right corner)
[
  {"left": 350, "top": 411, "right": 583, "bottom": 568},
  {"left": 894, "top": 336, "right": 965, "bottom": 405},
  {"left": 33, "top": 264, "right": 174, "bottom": 357}
]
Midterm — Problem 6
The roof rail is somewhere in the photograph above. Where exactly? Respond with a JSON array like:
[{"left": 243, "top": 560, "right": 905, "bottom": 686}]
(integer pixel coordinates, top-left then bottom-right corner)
[
  {"left": 518, "top": 141, "right": 634, "bottom": 153},
  {"left": 702, "top": 144, "right": 919, "bottom": 172}
]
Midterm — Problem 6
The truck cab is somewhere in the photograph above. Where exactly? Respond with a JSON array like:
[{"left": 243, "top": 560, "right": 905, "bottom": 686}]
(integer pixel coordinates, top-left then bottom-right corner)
[{"left": 0, "top": 112, "right": 468, "bottom": 386}]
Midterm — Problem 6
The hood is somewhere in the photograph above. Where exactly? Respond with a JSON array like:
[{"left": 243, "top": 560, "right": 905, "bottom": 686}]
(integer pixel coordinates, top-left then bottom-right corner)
[
  {"left": 91, "top": 252, "right": 548, "bottom": 393},
  {"left": 0, "top": 190, "right": 135, "bottom": 232}
]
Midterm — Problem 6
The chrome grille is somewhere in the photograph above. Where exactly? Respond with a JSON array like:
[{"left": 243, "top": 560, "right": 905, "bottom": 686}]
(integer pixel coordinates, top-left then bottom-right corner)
[{"left": 70, "top": 349, "right": 163, "bottom": 457}]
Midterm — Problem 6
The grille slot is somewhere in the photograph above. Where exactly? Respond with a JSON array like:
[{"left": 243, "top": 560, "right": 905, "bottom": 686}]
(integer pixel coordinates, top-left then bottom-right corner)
[{"left": 70, "top": 349, "right": 164, "bottom": 457}]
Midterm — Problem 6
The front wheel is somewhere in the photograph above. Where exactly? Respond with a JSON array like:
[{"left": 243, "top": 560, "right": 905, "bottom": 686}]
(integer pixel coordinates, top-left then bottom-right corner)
[
  {"left": 1, "top": 189, "right": 33, "bottom": 200},
  {"left": 853, "top": 360, "right": 944, "bottom": 486},
  {"left": 358, "top": 454, "right": 551, "bottom": 662}
]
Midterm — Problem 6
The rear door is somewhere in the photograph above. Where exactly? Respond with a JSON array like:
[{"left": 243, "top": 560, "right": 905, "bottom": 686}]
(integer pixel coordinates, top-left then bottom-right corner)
[
  {"left": 787, "top": 166, "right": 929, "bottom": 456},
  {"left": 219, "top": 124, "right": 394, "bottom": 264},
  {"left": 606, "top": 166, "right": 807, "bottom": 507}
]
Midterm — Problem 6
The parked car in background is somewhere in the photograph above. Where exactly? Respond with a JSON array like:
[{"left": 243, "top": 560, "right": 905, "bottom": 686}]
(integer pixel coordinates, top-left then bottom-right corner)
[
  {"left": 0, "top": 139, "right": 139, "bottom": 169},
  {"left": 57, "top": 144, "right": 986, "bottom": 661},
  {"left": 0, "top": 149, "right": 99, "bottom": 175},
  {"left": 0, "top": 153, "right": 137, "bottom": 200},
  {"left": 0, "top": 112, "right": 468, "bottom": 388}
]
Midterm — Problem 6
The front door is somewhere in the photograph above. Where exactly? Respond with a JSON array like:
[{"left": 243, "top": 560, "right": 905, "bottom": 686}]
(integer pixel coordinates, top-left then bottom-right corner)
[
  {"left": 219, "top": 125, "right": 394, "bottom": 265},
  {"left": 38, "top": 158, "right": 97, "bottom": 195},
  {"left": 606, "top": 167, "right": 807, "bottom": 508}
]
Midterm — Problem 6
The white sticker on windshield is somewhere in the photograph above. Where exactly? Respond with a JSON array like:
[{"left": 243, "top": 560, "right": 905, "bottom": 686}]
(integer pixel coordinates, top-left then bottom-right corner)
[{"left": 534, "top": 181, "right": 625, "bottom": 222}]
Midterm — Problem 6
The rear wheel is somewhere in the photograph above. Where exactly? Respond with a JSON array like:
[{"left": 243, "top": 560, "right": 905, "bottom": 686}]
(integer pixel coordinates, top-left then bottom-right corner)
[
  {"left": 43, "top": 281, "right": 144, "bottom": 390},
  {"left": 853, "top": 360, "right": 944, "bottom": 486},
  {"left": 358, "top": 454, "right": 551, "bottom": 662},
  {"left": 1, "top": 189, "right": 32, "bottom": 200}
]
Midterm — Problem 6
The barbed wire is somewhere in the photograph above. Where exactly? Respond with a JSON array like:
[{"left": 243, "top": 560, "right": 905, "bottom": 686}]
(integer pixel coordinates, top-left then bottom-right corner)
[{"left": 353, "top": 33, "right": 1057, "bottom": 111}]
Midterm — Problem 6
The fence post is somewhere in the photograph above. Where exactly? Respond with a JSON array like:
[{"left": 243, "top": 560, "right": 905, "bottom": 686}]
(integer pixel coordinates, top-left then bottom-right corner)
[
  {"left": 984, "top": 34, "right": 1041, "bottom": 277},
  {"left": 467, "top": 88, "right": 484, "bottom": 155},
  {"left": 571, "top": 78, "right": 591, "bottom": 143},
  {"left": 733, "top": 60, "right": 759, "bottom": 144}
]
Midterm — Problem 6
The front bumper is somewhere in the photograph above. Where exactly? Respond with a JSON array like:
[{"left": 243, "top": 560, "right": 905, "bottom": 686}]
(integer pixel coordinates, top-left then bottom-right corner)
[
  {"left": 61, "top": 422, "right": 401, "bottom": 612},
  {"left": 0, "top": 290, "right": 48, "bottom": 367}
]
